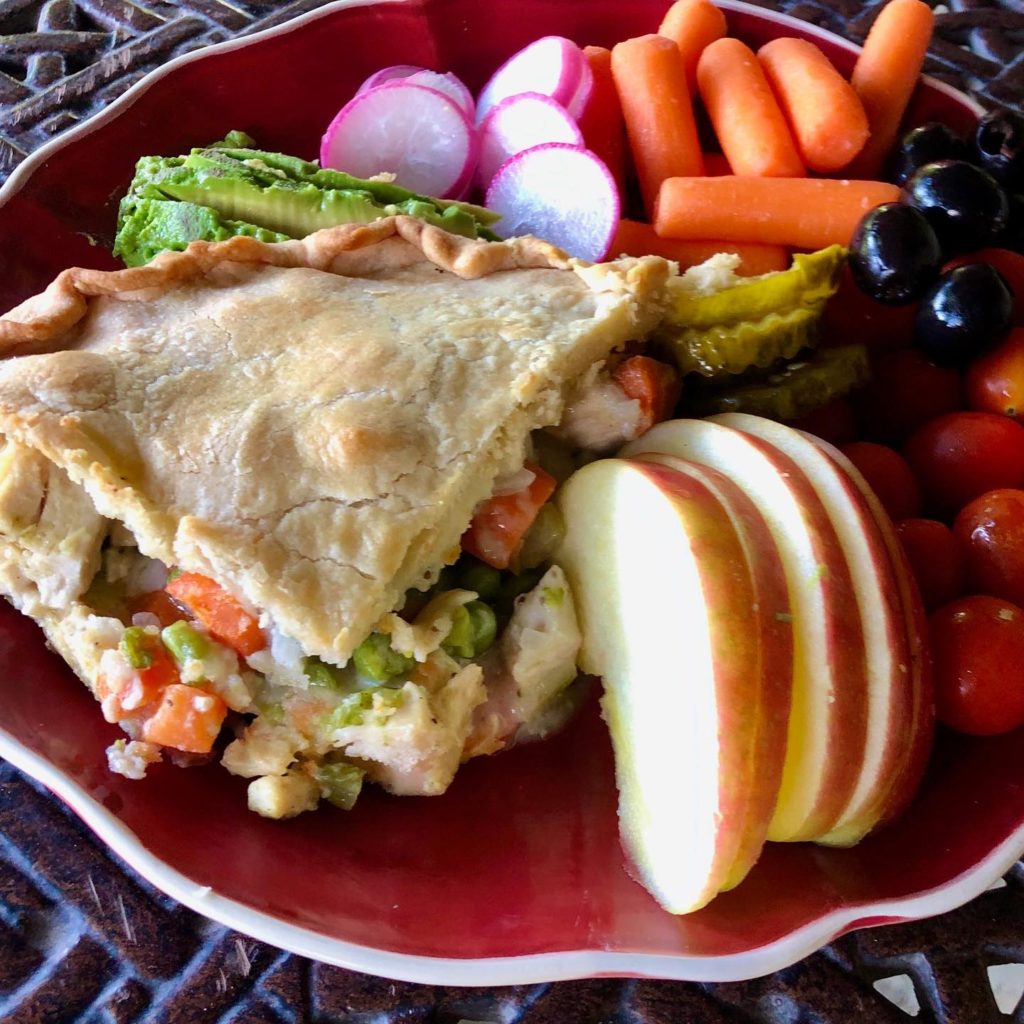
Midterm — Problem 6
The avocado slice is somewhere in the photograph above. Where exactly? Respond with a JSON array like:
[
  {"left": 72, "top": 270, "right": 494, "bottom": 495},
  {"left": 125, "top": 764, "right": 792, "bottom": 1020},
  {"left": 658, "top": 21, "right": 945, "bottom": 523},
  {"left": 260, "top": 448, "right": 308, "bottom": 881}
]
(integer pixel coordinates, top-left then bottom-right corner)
[
  {"left": 113, "top": 196, "right": 289, "bottom": 267},
  {"left": 113, "top": 134, "right": 500, "bottom": 266}
]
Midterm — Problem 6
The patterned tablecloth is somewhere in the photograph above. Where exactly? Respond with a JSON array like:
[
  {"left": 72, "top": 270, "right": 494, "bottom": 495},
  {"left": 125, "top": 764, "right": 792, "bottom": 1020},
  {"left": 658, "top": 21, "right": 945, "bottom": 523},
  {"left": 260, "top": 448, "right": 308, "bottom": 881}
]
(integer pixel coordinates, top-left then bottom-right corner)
[{"left": 0, "top": 1, "right": 1022, "bottom": 1021}]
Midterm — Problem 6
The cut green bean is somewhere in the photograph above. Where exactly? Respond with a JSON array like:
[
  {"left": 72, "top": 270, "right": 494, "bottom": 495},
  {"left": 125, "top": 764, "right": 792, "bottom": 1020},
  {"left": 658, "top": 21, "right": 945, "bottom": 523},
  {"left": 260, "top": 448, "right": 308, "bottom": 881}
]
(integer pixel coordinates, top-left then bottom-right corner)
[
  {"left": 161, "top": 620, "right": 211, "bottom": 664},
  {"left": 119, "top": 626, "right": 154, "bottom": 669}
]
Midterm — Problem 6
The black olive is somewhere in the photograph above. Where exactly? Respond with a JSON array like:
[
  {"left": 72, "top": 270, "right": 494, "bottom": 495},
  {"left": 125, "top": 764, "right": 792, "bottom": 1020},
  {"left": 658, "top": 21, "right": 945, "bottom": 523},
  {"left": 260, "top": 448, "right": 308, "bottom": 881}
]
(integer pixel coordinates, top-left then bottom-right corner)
[
  {"left": 974, "top": 108, "right": 1024, "bottom": 191},
  {"left": 914, "top": 263, "right": 1014, "bottom": 366},
  {"left": 1000, "top": 193, "right": 1024, "bottom": 254},
  {"left": 891, "top": 122, "right": 967, "bottom": 185},
  {"left": 903, "top": 160, "right": 1010, "bottom": 256},
  {"left": 849, "top": 203, "right": 942, "bottom": 304}
]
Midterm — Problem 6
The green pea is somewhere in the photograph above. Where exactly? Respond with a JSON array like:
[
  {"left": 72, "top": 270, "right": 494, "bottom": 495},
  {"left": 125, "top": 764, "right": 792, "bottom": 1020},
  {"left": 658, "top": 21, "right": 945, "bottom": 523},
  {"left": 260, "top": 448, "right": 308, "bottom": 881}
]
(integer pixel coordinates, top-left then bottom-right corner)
[
  {"left": 457, "top": 562, "right": 502, "bottom": 600},
  {"left": 442, "top": 605, "right": 475, "bottom": 659},
  {"left": 465, "top": 600, "right": 497, "bottom": 655},
  {"left": 161, "top": 620, "right": 211, "bottom": 665},
  {"left": 303, "top": 656, "right": 346, "bottom": 691},
  {"left": 352, "top": 632, "right": 413, "bottom": 683},
  {"left": 317, "top": 762, "right": 365, "bottom": 811},
  {"left": 442, "top": 601, "right": 497, "bottom": 659},
  {"left": 119, "top": 626, "right": 154, "bottom": 669}
]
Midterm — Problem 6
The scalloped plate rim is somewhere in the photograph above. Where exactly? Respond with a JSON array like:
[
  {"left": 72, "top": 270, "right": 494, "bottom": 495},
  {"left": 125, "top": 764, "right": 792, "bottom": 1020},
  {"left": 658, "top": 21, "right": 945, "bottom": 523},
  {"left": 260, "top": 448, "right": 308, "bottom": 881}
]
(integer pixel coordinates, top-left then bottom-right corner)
[
  {"left": 0, "top": 0, "right": 1012, "bottom": 986},
  {"left": 1, "top": 722, "right": 1021, "bottom": 984}
]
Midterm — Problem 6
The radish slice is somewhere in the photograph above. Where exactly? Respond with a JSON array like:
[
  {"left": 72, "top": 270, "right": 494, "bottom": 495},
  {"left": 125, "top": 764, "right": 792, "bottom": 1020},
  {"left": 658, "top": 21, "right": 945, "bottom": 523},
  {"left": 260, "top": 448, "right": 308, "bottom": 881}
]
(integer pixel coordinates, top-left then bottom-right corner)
[
  {"left": 356, "top": 65, "right": 425, "bottom": 93},
  {"left": 476, "top": 36, "right": 593, "bottom": 124},
  {"left": 485, "top": 143, "right": 619, "bottom": 261},
  {"left": 320, "top": 82, "right": 478, "bottom": 199},
  {"left": 406, "top": 70, "right": 475, "bottom": 120},
  {"left": 477, "top": 92, "right": 582, "bottom": 190}
]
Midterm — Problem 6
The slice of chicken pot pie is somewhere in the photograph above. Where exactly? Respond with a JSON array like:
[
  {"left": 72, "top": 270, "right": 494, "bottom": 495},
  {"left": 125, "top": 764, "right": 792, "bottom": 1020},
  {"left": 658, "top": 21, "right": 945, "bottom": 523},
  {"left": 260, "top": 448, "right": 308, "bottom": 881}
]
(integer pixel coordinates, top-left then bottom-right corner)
[{"left": 0, "top": 216, "right": 672, "bottom": 818}]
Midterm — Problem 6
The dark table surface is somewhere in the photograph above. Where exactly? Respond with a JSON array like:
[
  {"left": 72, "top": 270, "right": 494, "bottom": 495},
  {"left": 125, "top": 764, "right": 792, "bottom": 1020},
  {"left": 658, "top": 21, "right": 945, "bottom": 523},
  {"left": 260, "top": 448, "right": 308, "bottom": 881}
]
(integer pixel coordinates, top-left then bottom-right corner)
[{"left": 1, "top": 1, "right": 1023, "bottom": 1021}]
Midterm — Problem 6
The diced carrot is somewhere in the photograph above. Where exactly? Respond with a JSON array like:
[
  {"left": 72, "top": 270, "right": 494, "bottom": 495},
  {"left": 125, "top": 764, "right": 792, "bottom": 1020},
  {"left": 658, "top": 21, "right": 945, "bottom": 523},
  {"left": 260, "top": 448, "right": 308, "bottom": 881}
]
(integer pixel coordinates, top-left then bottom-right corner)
[
  {"left": 847, "top": 0, "right": 935, "bottom": 177},
  {"left": 757, "top": 37, "right": 869, "bottom": 173},
  {"left": 129, "top": 589, "right": 187, "bottom": 629},
  {"left": 461, "top": 462, "right": 557, "bottom": 570},
  {"left": 654, "top": 176, "right": 901, "bottom": 249},
  {"left": 611, "top": 34, "right": 704, "bottom": 217},
  {"left": 579, "top": 46, "right": 627, "bottom": 197},
  {"left": 165, "top": 571, "right": 265, "bottom": 657},
  {"left": 97, "top": 636, "right": 179, "bottom": 722},
  {"left": 610, "top": 219, "right": 789, "bottom": 276},
  {"left": 696, "top": 37, "right": 806, "bottom": 179},
  {"left": 141, "top": 684, "right": 228, "bottom": 754},
  {"left": 612, "top": 355, "right": 683, "bottom": 432},
  {"left": 657, "top": 0, "right": 728, "bottom": 94}
]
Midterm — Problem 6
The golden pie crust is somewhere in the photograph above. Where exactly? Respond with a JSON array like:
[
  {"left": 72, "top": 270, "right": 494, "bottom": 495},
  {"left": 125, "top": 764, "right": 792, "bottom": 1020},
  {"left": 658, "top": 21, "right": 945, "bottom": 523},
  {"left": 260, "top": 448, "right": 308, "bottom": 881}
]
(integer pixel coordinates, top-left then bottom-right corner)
[{"left": 0, "top": 217, "right": 671, "bottom": 664}]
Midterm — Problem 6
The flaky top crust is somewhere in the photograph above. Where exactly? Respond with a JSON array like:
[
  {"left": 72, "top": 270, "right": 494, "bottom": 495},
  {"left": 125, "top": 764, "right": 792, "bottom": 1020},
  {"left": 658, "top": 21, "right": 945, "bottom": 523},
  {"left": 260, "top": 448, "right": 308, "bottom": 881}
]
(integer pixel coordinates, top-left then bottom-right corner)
[{"left": 0, "top": 217, "right": 670, "bottom": 663}]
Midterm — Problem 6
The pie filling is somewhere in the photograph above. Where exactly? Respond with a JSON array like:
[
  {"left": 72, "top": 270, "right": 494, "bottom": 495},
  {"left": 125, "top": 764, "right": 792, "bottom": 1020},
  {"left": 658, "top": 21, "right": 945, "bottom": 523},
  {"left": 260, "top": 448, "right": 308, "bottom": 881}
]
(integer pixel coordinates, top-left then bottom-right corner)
[{"left": 62, "top": 373, "right": 659, "bottom": 819}]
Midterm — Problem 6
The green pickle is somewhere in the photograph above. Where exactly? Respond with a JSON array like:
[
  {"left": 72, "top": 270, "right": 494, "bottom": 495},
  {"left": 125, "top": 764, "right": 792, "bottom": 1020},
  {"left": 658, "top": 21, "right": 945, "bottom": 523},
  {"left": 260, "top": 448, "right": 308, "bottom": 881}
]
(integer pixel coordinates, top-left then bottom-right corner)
[
  {"left": 657, "top": 246, "right": 846, "bottom": 378},
  {"left": 686, "top": 345, "right": 870, "bottom": 420}
]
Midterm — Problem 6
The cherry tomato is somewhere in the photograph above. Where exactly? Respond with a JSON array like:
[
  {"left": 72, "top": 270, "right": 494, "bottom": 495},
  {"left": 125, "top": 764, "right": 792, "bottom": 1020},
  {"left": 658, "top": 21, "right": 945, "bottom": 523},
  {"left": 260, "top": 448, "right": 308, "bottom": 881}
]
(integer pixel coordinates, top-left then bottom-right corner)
[
  {"left": 896, "top": 518, "right": 965, "bottom": 610},
  {"left": 965, "top": 326, "right": 1024, "bottom": 419},
  {"left": 953, "top": 488, "right": 1024, "bottom": 607},
  {"left": 840, "top": 442, "right": 922, "bottom": 520},
  {"left": 853, "top": 348, "right": 964, "bottom": 444},
  {"left": 902, "top": 411, "right": 1024, "bottom": 516},
  {"left": 944, "top": 248, "right": 1024, "bottom": 326},
  {"left": 818, "top": 264, "right": 919, "bottom": 352},
  {"left": 787, "top": 395, "right": 858, "bottom": 445},
  {"left": 929, "top": 595, "right": 1024, "bottom": 735}
]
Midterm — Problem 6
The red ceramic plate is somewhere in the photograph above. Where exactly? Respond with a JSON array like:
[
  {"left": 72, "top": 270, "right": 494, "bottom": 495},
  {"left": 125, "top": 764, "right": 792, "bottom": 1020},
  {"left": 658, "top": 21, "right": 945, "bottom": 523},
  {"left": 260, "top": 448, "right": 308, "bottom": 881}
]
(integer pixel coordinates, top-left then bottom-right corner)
[{"left": 0, "top": 0, "right": 1021, "bottom": 986}]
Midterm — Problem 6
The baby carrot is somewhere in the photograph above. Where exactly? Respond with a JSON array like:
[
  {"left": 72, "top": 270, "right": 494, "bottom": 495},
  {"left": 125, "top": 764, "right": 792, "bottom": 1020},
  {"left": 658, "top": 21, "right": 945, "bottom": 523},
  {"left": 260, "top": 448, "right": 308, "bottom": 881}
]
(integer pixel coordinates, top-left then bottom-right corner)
[
  {"left": 611, "top": 34, "right": 704, "bottom": 217},
  {"left": 658, "top": 0, "right": 728, "bottom": 94},
  {"left": 697, "top": 37, "right": 806, "bottom": 178},
  {"left": 611, "top": 218, "right": 789, "bottom": 276},
  {"left": 703, "top": 152, "right": 733, "bottom": 175},
  {"left": 847, "top": 0, "right": 935, "bottom": 177},
  {"left": 757, "top": 38, "right": 870, "bottom": 173},
  {"left": 579, "top": 46, "right": 627, "bottom": 197},
  {"left": 654, "top": 176, "right": 901, "bottom": 250}
]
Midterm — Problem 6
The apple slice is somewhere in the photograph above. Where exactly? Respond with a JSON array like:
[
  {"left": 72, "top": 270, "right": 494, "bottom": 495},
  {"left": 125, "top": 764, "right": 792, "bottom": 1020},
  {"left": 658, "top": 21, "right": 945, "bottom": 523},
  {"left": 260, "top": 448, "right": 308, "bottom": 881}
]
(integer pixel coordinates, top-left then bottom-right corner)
[
  {"left": 633, "top": 453, "right": 793, "bottom": 892},
  {"left": 556, "top": 457, "right": 790, "bottom": 912},
  {"left": 805, "top": 433, "right": 934, "bottom": 846},
  {"left": 714, "top": 413, "right": 924, "bottom": 846},
  {"left": 621, "top": 418, "right": 870, "bottom": 843}
]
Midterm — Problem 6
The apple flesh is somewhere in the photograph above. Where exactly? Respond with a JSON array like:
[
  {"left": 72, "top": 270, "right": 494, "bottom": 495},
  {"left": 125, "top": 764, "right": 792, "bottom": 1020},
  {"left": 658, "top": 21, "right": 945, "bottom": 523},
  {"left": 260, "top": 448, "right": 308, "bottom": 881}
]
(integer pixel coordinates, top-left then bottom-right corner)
[
  {"left": 556, "top": 457, "right": 791, "bottom": 912},
  {"left": 621, "top": 418, "right": 871, "bottom": 843},
  {"left": 631, "top": 453, "right": 793, "bottom": 892}
]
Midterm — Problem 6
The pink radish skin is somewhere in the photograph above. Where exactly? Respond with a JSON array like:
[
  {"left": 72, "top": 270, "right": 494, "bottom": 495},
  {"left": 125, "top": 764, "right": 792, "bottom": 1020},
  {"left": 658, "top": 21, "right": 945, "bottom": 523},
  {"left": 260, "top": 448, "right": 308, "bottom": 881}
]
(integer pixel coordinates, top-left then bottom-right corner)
[
  {"left": 320, "top": 82, "right": 478, "bottom": 199},
  {"left": 476, "top": 36, "right": 593, "bottom": 124},
  {"left": 485, "top": 143, "right": 620, "bottom": 262},
  {"left": 406, "top": 70, "right": 475, "bottom": 120},
  {"left": 356, "top": 65, "right": 425, "bottom": 93},
  {"left": 476, "top": 92, "right": 582, "bottom": 191}
]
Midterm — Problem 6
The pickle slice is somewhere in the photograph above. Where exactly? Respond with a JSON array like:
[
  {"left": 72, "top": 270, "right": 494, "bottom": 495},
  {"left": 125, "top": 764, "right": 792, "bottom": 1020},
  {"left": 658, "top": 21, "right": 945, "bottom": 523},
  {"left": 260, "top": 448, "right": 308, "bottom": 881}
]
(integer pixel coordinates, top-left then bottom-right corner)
[
  {"left": 657, "top": 245, "right": 846, "bottom": 378},
  {"left": 685, "top": 345, "right": 870, "bottom": 421}
]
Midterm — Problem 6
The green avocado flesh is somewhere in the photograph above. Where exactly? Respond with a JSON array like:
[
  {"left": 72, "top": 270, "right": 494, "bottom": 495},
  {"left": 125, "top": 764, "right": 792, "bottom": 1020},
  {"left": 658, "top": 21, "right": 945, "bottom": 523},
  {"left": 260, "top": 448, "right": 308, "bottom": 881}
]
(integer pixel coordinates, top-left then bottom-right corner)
[{"left": 113, "top": 131, "right": 499, "bottom": 267}]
